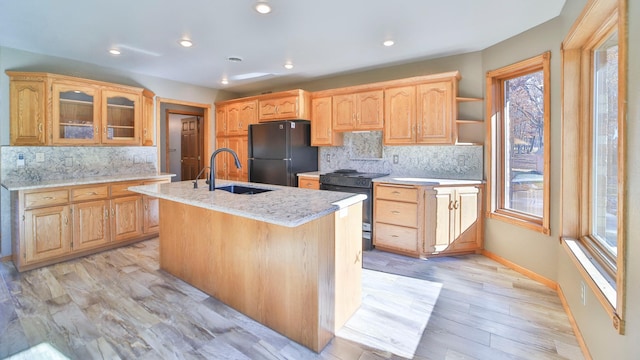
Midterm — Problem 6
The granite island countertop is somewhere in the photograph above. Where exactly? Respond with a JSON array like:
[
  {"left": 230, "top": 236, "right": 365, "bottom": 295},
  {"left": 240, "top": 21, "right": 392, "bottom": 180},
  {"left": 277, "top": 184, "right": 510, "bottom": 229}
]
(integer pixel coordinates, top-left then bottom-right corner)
[
  {"left": 1, "top": 173, "right": 175, "bottom": 191},
  {"left": 129, "top": 179, "right": 367, "bottom": 228}
]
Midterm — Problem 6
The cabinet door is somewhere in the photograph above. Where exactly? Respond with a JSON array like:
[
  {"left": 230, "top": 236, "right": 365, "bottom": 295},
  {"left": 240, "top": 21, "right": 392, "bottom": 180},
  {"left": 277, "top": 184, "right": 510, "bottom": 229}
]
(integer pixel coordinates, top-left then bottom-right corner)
[
  {"left": 355, "top": 90, "right": 384, "bottom": 130},
  {"left": 111, "top": 196, "right": 142, "bottom": 242},
  {"left": 143, "top": 196, "right": 160, "bottom": 234},
  {"left": 10, "top": 79, "right": 48, "bottom": 145},
  {"left": 384, "top": 86, "right": 416, "bottom": 145},
  {"left": 259, "top": 96, "right": 299, "bottom": 121},
  {"left": 416, "top": 81, "right": 455, "bottom": 144},
  {"left": 215, "top": 137, "right": 228, "bottom": 179},
  {"left": 142, "top": 90, "right": 155, "bottom": 146},
  {"left": 52, "top": 82, "right": 100, "bottom": 145},
  {"left": 23, "top": 206, "right": 72, "bottom": 263},
  {"left": 101, "top": 90, "right": 141, "bottom": 145},
  {"left": 227, "top": 100, "right": 257, "bottom": 136},
  {"left": 448, "top": 186, "right": 482, "bottom": 252},
  {"left": 432, "top": 187, "right": 456, "bottom": 251},
  {"left": 73, "top": 200, "right": 110, "bottom": 251},
  {"left": 332, "top": 94, "right": 356, "bottom": 131},
  {"left": 216, "top": 105, "right": 227, "bottom": 137},
  {"left": 311, "top": 96, "right": 342, "bottom": 146},
  {"left": 226, "top": 136, "right": 248, "bottom": 181}
]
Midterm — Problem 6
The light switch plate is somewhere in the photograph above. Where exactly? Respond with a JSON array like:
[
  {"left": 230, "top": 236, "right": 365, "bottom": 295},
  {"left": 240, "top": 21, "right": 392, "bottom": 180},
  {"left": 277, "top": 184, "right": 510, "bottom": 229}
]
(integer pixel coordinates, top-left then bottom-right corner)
[{"left": 36, "top": 153, "right": 45, "bottom": 162}]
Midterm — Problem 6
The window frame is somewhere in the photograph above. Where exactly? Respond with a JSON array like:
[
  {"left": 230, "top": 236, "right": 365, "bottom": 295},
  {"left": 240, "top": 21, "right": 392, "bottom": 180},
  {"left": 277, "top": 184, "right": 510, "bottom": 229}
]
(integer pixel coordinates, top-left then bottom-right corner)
[
  {"left": 486, "top": 52, "right": 551, "bottom": 235},
  {"left": 560, "top": 0, "right": 626, "bottom": 333}
]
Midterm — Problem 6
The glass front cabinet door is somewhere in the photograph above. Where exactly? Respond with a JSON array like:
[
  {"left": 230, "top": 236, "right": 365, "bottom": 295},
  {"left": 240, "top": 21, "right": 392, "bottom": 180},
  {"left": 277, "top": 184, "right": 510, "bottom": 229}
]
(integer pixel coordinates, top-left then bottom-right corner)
[
  {"left": 52, "top": 82, "right": 100, "bottom": 145},
  {"left": 102, "top": 90, "right": 141, "bottom": 145}
]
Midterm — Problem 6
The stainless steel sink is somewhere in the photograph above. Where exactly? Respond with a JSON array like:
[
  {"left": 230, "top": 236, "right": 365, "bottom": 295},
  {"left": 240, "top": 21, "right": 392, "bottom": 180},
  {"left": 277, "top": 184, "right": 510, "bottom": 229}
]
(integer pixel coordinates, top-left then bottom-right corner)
[{"left": 215, "top": 185, "right": 272, "bottom": 195}]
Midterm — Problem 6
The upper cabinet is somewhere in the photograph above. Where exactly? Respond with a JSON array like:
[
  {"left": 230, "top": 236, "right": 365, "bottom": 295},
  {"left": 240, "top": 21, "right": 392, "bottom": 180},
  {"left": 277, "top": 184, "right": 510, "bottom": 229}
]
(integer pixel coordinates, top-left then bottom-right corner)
[
  {"left": 258, "top": 89, "right": 310, "bottom": 122},
  {"left": 332, "top": 90, "right": 384, "bottom": 131},
  {"left": 9, "top": 74, "right": 48, "bottom": 146},
  {"left": 7, "top": 71, "right": 150, "bottom": 146},
  {"left": 226, "top": 100, "right": 258, "bottom": 136},
  {"left": 310, "top": 96, "right": 343, "bottom": 146},
  {"left": 384, "top": 74, "right": 458, "bottom": 145}
]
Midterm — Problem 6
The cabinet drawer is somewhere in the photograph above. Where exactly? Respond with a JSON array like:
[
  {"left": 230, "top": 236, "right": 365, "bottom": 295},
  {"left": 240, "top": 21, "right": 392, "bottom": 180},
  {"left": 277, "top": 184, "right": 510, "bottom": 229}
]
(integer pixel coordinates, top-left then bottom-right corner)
[
  {"left": 375, "top": 185, "right": 418, "bottom": 202},
  {"left": 375, "top": 223, "right": 418, "bottom": 252},
  {"left": 298, "top": 177, "right": 319, "bottom": 190},
  {"left": 110, "top": 181, "right": 144, "bottom": 197},
  {"left": 71, "top": 185, "right": 109, "bottom": 202},
  {"left": 24, "top": 189, "right": 70, "bottom": 209},
  {"left": 375, "top": 199, "right": 418, "bottom": 227}
]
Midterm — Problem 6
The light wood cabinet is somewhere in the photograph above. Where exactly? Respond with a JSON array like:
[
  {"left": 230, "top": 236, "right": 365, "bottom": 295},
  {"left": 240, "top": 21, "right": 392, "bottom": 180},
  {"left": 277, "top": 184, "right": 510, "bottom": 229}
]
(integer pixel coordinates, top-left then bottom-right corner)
[
  {"left": 298, "top": 175, "right": 320, "bottom": 190},
  {"left": 226, "top": 100, "right": 257, "bottom": 136},
  {"left": 11, "top": 176, "right": 170, "bottom": 272},
  {"left": 424, "top": 185, "right": 483, "bottom": 255},
  {"left": 72, "top": 200, "right": 111, "bottom": 252},
  {"left": 373, "top": 182, "right": 483, "bottom": 258},
  {"left": 23, "top": 205, "right": 72, "bottom": 263},
  {"left": 7, "top": 71, "right": 149, "bottom": 146},
  {"left": 9, "top": 75, "right": 48, "bottom": 146},
  {"left": 111, "top": 195, "right": 143, "bottom": 242},
  {"left": 384, "top": 78, "right": 457, "bottom": 145},
  {"left": 332, "top": 90, "right": 384, "bottom": 131},
  {"left": 214, "top": 136, "right": 248, "bottom": 182},
  {"left": 142, "top": 89, "right": 155, "bottom": 146},
  {"left": 310, "top": 96, "right": 343, "bottom": 146},
  {"left": 373, "top": 183, "right": 422, "bottom": 257},
  {"left": 258, "top": 89, "right": 310, "bottom": 122},
  {"left": 215, "top": 105, "right": 227, "bottom": 137}
]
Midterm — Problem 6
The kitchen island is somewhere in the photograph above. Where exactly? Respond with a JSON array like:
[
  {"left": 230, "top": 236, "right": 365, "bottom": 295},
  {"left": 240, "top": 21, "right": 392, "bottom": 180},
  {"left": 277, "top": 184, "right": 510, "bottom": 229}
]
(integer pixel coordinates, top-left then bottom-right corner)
[{"left": 129, "top": 180, "right": 365, "bottom": 352}]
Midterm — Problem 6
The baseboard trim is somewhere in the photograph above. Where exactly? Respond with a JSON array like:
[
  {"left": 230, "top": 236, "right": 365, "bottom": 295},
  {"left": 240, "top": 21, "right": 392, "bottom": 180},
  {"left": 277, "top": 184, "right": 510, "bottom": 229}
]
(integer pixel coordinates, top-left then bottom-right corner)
[
  {"left": 557, "top": 285, "right": 593, "bottom": 360},
  {"left": 0, "top": 255, "right": 12, "bottom": 262},
  {"left": 481, "top": 249, "right": 591, "bottom": 359},
  {"left": 481, "top": 249, "right": 557, "bottom": 290}
]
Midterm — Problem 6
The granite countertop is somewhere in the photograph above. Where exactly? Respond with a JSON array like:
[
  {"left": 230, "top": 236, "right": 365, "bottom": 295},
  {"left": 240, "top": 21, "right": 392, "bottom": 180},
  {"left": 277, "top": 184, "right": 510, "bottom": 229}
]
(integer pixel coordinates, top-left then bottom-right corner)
[
  {"left": 296, "top": 171, "right": 322, "bottom": 178},
  {"left": 1, "top": 173, "right": 175, "bottom": 191},
  {"left": 129, "top": 180, "right": 367, "bottom": 228},
  {"left": 373, "top": 176, "right": 484, "bottom": 186}
]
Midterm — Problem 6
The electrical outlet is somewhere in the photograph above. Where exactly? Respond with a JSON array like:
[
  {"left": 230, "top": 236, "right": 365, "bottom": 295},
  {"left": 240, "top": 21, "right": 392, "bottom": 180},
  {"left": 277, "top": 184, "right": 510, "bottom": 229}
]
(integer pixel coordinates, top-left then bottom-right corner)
[
  {"left": 393, "top": 155, "right": 399, "bottom": 164},
  {"left": 325, "top": 154, "right": 331, "bottom": 162},
  {"left": 580, "top": 281, "right": 586, "bottom": 306},
  {"left": 36, "top": 152, "right": 45, "bottom": 162}
]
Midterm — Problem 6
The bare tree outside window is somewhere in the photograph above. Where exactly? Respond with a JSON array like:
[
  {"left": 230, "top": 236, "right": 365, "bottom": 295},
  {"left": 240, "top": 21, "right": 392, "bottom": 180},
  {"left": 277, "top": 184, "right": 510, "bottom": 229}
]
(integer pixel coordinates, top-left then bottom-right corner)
[{"left": 504, "top": 71, "right": 544, "bottom": 217}]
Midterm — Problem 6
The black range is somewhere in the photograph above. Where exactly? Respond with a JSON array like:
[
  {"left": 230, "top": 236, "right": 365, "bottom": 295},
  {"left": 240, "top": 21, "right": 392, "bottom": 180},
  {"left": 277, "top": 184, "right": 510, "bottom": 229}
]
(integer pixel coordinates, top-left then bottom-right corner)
[{"left": 319, "top": 169, "right": 389, "bottom": 251}]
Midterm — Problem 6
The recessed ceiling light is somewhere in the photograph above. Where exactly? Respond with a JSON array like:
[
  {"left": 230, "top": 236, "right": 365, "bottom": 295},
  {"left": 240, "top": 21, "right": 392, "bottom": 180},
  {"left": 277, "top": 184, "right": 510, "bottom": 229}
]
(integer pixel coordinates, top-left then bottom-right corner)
[
  {"left": 109, "top": 49, "right": 121, "bottom": 55},
  {"left": 284, "top": 62, "right": 294, "bottom": 70},
  {"left": 179, "top": 39, "right": 193, "bottom": 48},
  {"left": 254, "top": 1, "right": 271, "bottom": 14},
  {"left": 221, "top": 79, "right": 229, "bottom": 85},
  {"left": 383, "top": 40, "right": 395, "bottom": 47}
]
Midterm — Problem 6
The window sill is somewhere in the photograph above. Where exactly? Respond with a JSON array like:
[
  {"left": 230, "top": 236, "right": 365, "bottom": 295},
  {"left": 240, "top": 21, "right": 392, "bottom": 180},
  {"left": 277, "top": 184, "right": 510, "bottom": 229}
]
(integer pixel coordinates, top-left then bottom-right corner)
[
  {"left": 561, "top": 237, "right": 624, "bottom": 334},
  {"left": 487, "top": 211, "right": 550, "bottom": 235}
]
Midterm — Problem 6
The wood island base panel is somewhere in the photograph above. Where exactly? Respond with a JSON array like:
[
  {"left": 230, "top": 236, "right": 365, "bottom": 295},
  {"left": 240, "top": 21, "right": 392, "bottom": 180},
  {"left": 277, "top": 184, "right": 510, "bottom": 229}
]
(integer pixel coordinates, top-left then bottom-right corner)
[{"left": 158, "top": 199, "right": 362, "bottom": 352}]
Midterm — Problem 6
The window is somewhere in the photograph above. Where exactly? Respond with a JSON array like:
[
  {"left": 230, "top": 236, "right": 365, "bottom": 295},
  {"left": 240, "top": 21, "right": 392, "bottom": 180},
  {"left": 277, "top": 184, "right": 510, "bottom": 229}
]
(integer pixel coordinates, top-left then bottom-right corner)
[
  {"left": 561, "top": 0, "right": 625, "bottom": 333},
  {"left": 592, "top": 33, "right": 619, "bottom": 261},
  {"left": 486, "top": 53, "right": 551, "bottom": 234}
]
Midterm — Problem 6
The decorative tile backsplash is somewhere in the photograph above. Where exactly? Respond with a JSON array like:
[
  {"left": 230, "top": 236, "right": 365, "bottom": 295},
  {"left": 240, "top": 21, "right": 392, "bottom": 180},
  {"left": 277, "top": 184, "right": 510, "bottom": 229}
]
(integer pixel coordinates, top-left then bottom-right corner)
[
  {"left": 319, "top": 132, "right": 483, "bottom": 180},
  {"left": 1, "top": 146, "right": 158, "bottom": 183}
]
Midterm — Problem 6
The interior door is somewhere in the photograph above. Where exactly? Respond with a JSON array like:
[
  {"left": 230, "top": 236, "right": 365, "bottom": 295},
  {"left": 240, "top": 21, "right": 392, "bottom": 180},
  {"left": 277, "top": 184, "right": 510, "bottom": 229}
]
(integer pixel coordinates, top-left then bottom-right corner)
[{"left": 181, "top": 117, "right": 201, "bottom": 180}]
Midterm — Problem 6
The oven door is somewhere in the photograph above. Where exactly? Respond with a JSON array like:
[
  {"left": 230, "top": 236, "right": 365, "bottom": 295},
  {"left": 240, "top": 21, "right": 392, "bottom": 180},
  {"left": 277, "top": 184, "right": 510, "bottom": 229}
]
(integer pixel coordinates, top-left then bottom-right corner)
[{"left": 320, "top": 183, "right": 373, "bottom": 250}]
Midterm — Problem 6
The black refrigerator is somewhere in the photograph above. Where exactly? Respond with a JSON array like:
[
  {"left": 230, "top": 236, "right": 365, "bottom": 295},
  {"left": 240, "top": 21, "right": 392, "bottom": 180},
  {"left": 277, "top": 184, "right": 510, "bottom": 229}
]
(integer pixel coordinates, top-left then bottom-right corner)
[{"left": 248, "top": 120, "right": 318, "bottom": 187}]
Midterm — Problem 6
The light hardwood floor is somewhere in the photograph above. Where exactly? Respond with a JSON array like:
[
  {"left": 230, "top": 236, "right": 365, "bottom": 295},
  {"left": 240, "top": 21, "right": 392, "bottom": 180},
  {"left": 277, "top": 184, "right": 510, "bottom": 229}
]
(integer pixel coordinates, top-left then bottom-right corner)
[{"left": 0, "top": 239, "right": 583, "bottom": 359}]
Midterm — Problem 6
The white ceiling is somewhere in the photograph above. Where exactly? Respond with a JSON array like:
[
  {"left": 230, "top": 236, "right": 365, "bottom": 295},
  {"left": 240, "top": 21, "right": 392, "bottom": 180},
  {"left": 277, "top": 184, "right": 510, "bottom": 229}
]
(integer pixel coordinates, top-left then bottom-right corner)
[{"left": 0, "top": 0, "right": 566, "bottom": 94}]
